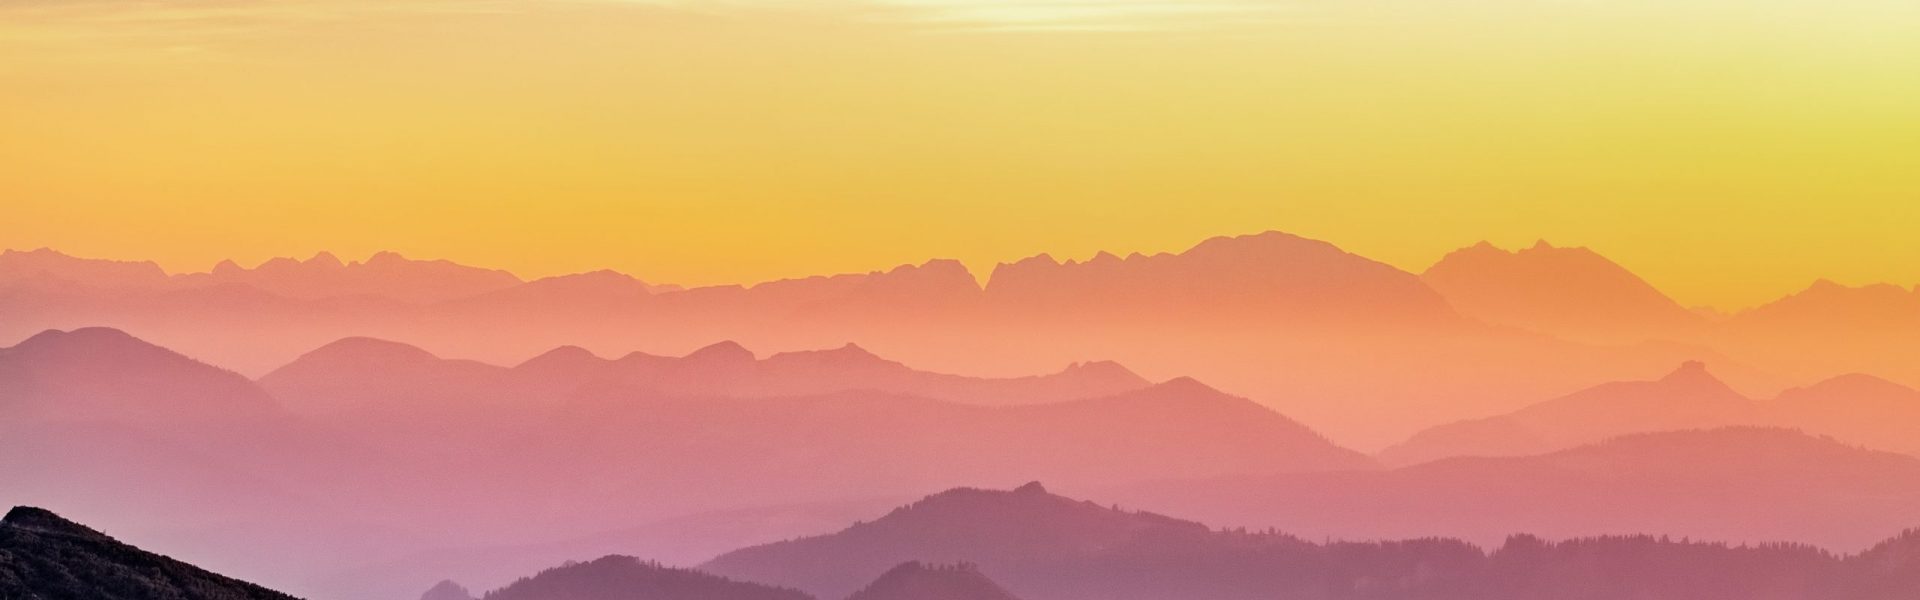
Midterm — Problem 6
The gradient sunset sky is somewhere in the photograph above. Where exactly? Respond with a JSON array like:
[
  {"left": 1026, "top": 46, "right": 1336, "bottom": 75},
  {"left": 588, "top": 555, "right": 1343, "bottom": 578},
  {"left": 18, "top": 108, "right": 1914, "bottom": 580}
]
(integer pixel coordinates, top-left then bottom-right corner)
[{"left": 3, "top": 0, "right": 1917, "bottom": 310}]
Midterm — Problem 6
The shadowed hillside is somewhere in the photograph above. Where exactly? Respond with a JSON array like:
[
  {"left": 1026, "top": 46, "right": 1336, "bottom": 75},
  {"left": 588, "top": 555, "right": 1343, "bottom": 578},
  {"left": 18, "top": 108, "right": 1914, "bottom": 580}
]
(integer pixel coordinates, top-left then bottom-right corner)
[
  {"left": 845, "top": 562, "right": 1022, "bottom": 600},
  {"left": 0, "top": 506, "right": 299, "bottom": 600},
  {"left": 480, "top": 556, "right": 810, "bottom": 600}
]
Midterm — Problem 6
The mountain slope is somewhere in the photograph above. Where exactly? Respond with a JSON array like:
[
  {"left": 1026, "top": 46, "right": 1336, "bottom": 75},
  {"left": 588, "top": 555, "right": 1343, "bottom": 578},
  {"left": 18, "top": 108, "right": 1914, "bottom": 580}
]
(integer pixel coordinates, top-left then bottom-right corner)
[
  {"left": 261, "top": 336, "right": 1150, "bottom": 415},
  {"left": 0, "top": 327, "right": 279, "bottom": 423},
  {"left": 1112, "top": 428, "right": 1920, "bottom": 552},
  {"left": 983, "top": 231, "right": 1459, "bottom": 326},
  {"left": 1380, "top": 361, "right": 1757, "bottom": 465},
  {"left": 702, "top": 482, "right": 1229, "bottom": 600},
  {"left": 482, "top": 555, "right": 810, "bottom": 600},
  {"left": 706, "top": 479, "right": 1920, "bottom": 600},
  {"left": 420, "top": 580, "right": 475, "bottom": 600},
  {"left": 545, "top": 379, "right": 1372, "bottom": 518},
  {"left": 0, "top": 248, "right": 171, "bottom": 290},
  {"left": 258, "top": 336, "right": 515, "bottom": 415},
  {"left": 1721, "top": 280, "right": 1920, "bottom": 387},
  {"left": 1421, "top": 241, "right": 1706, "bottom": 344},
  {"left": 175, "top": 251, "right": 523, "bottom": 304},
  {"left": 0, "top": 506, "right": 298, "bottom": 600},
  {"left": 1771, "top": 374, "right": 1920, "bottom": 456},
  {"left": 845, "top": 562, "right": 1023, "bottom": 600}
]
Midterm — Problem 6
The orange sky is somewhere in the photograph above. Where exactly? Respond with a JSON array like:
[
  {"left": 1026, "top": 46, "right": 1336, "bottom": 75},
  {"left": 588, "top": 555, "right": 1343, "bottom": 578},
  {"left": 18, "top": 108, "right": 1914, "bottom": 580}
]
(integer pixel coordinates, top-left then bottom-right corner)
[{"left": 3, "top": 0, "right": 1918, "bottom": 310}]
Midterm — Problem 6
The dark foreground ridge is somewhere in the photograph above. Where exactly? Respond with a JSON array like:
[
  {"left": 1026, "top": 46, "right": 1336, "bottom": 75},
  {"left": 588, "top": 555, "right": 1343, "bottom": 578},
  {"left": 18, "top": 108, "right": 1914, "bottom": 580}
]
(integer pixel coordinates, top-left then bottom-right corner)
[{"left": 0, "top": 506, "right": 299, "bottom": 600}]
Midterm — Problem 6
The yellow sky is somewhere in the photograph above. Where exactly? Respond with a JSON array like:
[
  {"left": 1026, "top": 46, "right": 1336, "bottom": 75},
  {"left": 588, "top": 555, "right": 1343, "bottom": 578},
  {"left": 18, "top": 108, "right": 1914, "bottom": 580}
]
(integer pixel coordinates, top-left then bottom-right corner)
[{"left": 2, "top": 0, "right": 1918, "bottom": 310}]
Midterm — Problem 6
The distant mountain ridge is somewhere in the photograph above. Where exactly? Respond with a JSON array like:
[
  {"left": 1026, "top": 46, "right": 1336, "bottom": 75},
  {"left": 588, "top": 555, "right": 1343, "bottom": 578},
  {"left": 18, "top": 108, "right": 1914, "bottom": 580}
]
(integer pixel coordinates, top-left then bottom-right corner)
[
  {"left": 1380, "top": 361, "right": 1755, "bottom": 465},
  {"left": 1110, "top": 427, "right": 1920, "bottom": 553},
  {"left": 0, "top": 232, "right": 1787, "bottom": 448},
  {"left": 1382, "top": 362, "right": 1920, "bottom": 465},
  {"left": 1422, "top": 240, "right": 1707, "bottom": 344},
  {"left": 705, "top": 481, "right": 1920, "bottom": 600},
  {"left": 0, "top": 327, "right": 279, "bottom": 423},
  {"left": 984, "top": 231, "right": 1459, "bottom": 326},
  {"left": 259, "top": 336, "right": 1153, "bottom": 415},
  {"left": 1, "top": 327, "right": 1367, "bottom": 600}
]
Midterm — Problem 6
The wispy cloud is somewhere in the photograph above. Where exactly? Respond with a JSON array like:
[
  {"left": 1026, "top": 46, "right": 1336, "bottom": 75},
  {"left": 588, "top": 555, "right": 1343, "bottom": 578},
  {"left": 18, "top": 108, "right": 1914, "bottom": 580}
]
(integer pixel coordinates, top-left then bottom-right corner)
[
  {"left": 862, "top": 0, "right": 1291, "bottom": 32},
  {"left": 0, "top": 0, "right": 1298, "bottom": 54}
]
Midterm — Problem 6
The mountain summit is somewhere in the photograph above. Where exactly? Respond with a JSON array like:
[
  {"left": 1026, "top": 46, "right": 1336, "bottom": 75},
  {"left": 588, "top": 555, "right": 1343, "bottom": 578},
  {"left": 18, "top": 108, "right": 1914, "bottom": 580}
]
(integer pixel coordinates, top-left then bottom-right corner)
[
  {"left": 1422, "top": 241, "right": 1704, "bottom": 344},
  {"left": 847, "top": 562, "right": 1024, "bottom": 600}
]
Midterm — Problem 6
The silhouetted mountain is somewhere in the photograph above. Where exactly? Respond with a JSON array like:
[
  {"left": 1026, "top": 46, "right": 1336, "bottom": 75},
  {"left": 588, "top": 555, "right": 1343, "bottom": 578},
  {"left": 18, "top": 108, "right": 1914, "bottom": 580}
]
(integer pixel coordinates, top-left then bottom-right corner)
[
  {"left": 845, "top": 562, "right": 1022, "bottom": 600},
  {"left": 0, "top": 234, "right": 1727, "bottom": 449},
  {"left": 547, "top": 378, "right": 1370, "bottom": 517},
  {"left": 173, "top": 251, "right": 523, "bottom": 304},
  {"left": 0, "top": 248, "right": 171, "bottom": 290},
  {"left": 1734, "top": 280, "right": 1920, "bottom": 332},
  {"left": 1381, "top": 361, "right": 1757, "bottom": 465},
  {"left": 1846, "top": 529, "right": 1920, "bottom": 598},
  {"left": 1112, "top": 428, "right": 1920, "bottom": 552},
  {"left": 469, "top": 270, "right": 678, "bottom": 304},
  {"left": 1772, "top": 374, "right": 1920, "bottom": 456},
  {"left": 0, "top": 327, "right": 278, "bottom": 423},
  {"left": 1422, "top": 241, "right": 1706, "bottom": 344},
  {"left": 262, "top": 336, "right": 1150, "bottom": 414},
  {"left": 660, "top": 260, "right": 981, "bottom": 316},
  {"left": 1722, "top": 280, "right": 1920, "bottom": 387},
  {"left": 326, "top": 497, "right": 900, "bottom": 600},
  {"left": 421, "top": 579, "right": 476, "bottom": 600},
  {"left": 482, "top": 556, "right": 809, "bottom": 600},
  {"left": 707, "top": 480, "right": 1920, "bottom": 600},
  {"left": 983, "top": 231, "right": 1458, "bottom": 326},
  {"left": 703, "top": 482, "right": 1227, "bottom": 600},
  {"left": 259, "top": 337, "right": 515, "bottom": 415},
  {"left": 0, "top": 506, "right": 297, "bottom": 600}
]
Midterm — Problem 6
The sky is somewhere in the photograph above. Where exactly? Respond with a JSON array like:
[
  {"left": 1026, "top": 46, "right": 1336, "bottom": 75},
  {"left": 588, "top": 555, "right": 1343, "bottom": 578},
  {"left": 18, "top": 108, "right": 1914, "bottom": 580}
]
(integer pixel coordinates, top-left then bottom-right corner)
[{"left": 2, "top": 0, "right": 1918, "bottom": 310}]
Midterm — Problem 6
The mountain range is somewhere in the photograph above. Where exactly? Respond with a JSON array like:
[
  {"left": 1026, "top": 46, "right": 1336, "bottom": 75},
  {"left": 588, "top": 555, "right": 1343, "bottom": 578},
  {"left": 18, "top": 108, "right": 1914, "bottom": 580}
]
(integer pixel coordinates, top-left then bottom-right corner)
[
  {"left": 1, "top": 232, "right": 1804, "bottom": 448},
  {"left": 1108, "top": 427, "right": 1920, "bottom": 552},
  {"left": 13, "top": 479, "right": 1920, "bottom": 600},
  {"left": 1381, "top": 361, "right": 1920, "bottom": 465},
  {"left": 705, "top": 481, "right": 1920, "bottom": 600},
  {"left": 0, "top": 327, "right": 1363, "bottom": 599}
]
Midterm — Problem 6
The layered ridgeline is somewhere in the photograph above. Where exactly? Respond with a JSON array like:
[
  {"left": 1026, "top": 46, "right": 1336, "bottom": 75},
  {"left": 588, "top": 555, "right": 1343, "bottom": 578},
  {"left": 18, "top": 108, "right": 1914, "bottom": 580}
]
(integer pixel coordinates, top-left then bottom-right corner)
[
  {"left": 10, "top": 327, "right": 1920, "bottom": 600},
  {"left": 12, "top": 493, "right": 1920, "bottom": 600},
  {"left": 0, "top": 232, "right": 1747, "bottom": 448},
  {"left": 0, "top": 328, "right": 1366, "bottom": 600},
  {"left": 704, "top": 483, "right": 1920, "bottom": 600},
  {"left": 1109, "top": 428, "right": 1920, "bottom": 552},
  {"left": 422, "top": 558, "right": 1025, "bottom": 600},
  {"left": 1381, "top": 361, "right": 1920, "bottom": 465},
  {"left": 259, "top": 336, "right": 1151, "bottom": 415},
  {"left": 0, "top": 506, "right": 297, "bottom": 600}
]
